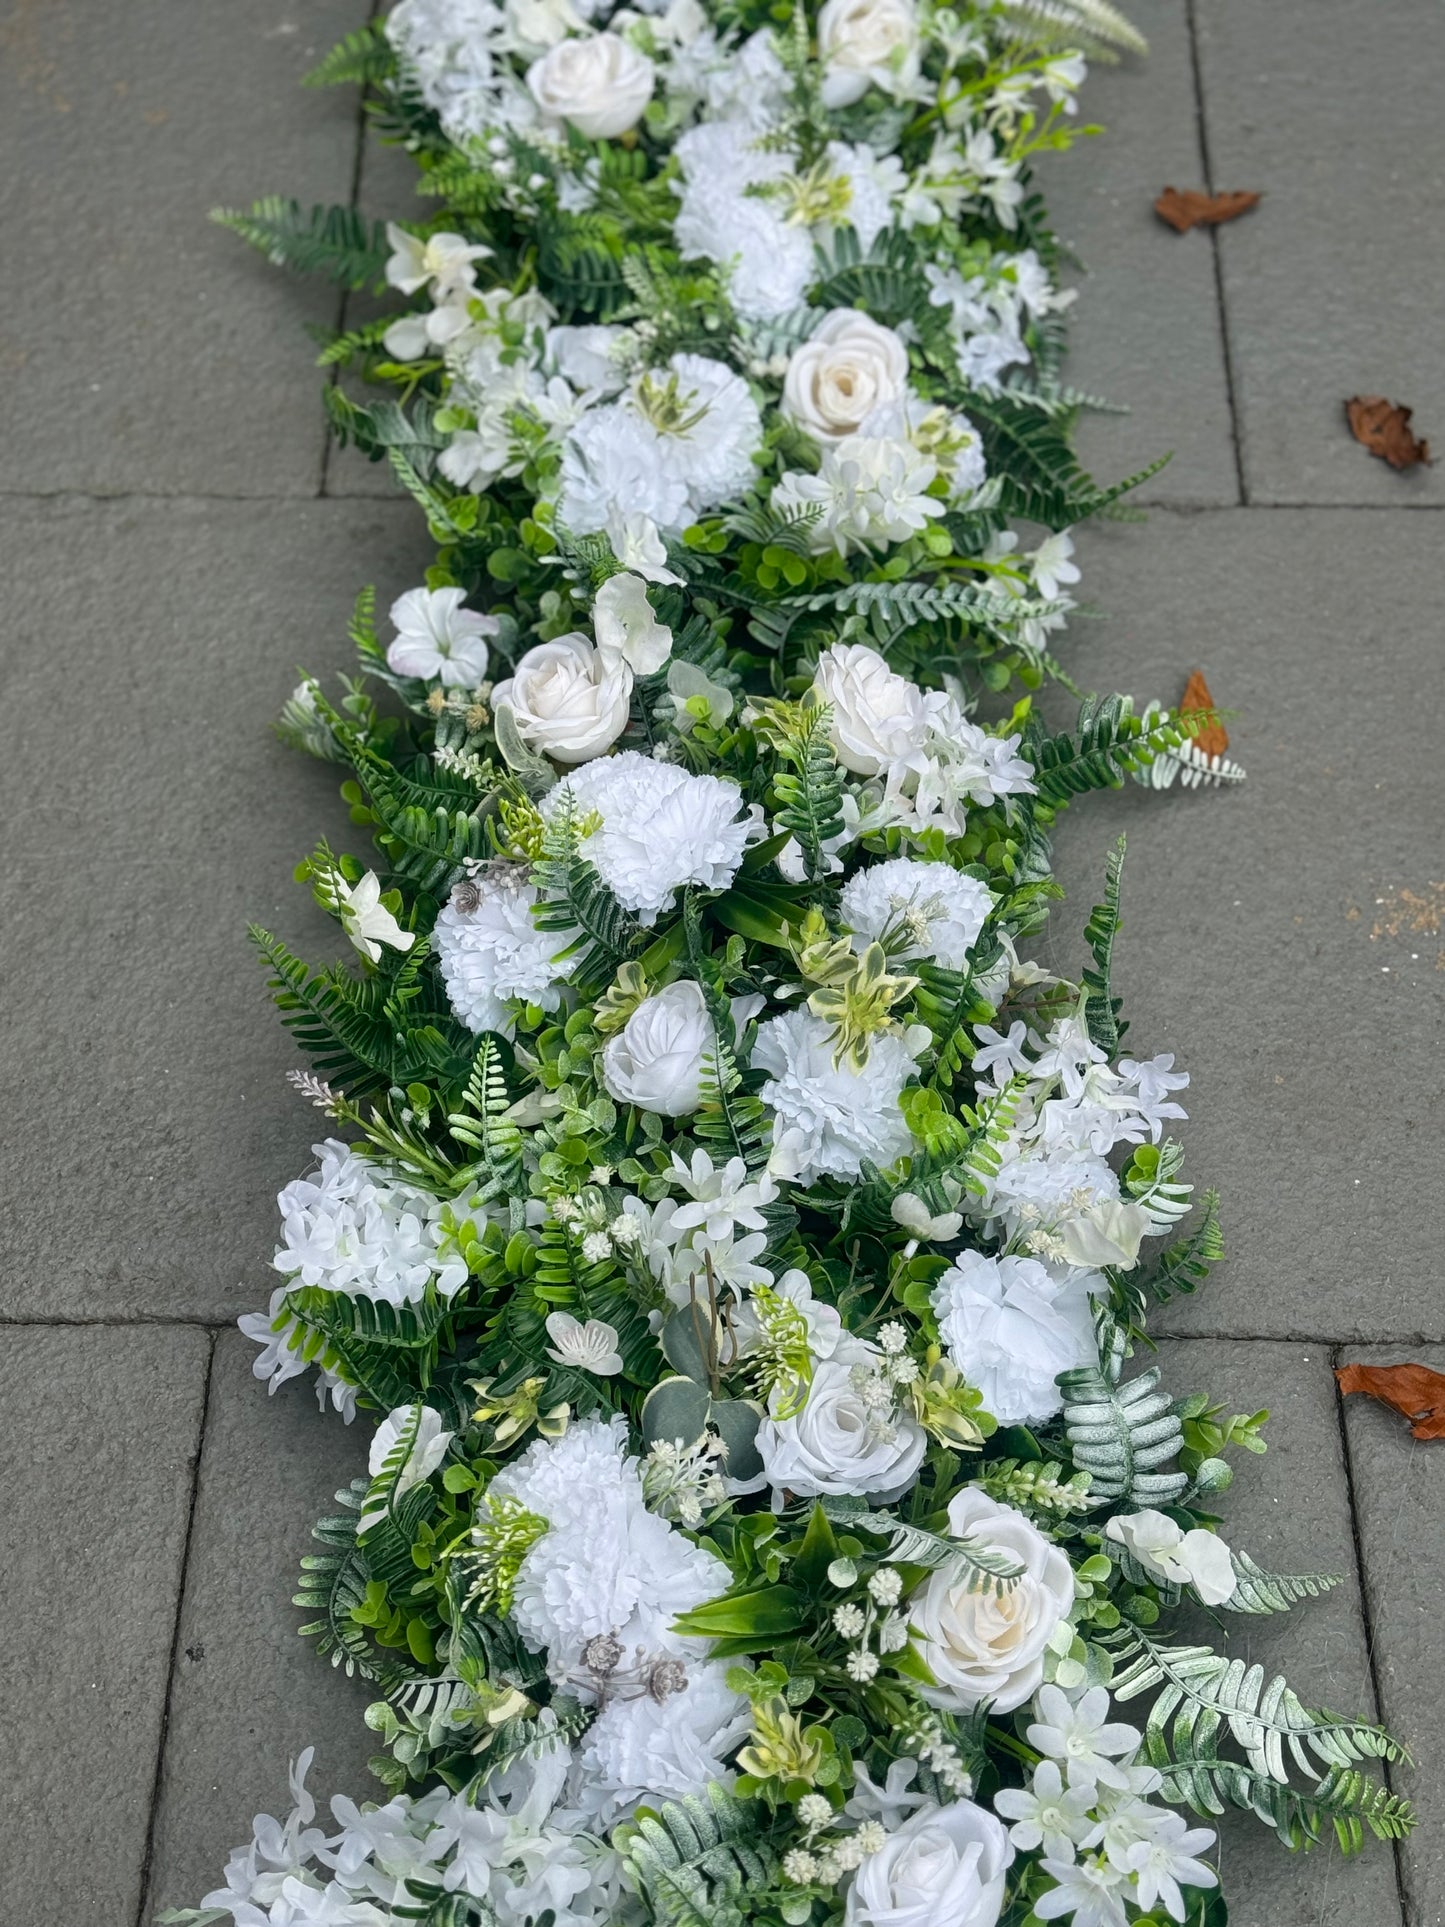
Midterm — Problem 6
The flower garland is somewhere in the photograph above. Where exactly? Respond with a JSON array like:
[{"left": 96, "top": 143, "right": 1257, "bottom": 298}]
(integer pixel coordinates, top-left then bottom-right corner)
[{"left": 176, "top": 5, "right": 1410, "bottom": 1926}]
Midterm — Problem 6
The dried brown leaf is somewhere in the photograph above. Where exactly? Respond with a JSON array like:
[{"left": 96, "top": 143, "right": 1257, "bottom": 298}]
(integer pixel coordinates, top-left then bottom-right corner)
[
  {"left": 1179, "top": 668, "right": 1229, "bottom": 759},
  {"left": 1154, "top": 187, "right": 1261, "bottom": 234},
  {"left": 1345, "top": 395, "right": 1432, "bottom": 472},
  {"left": 1335, "top": 1361, "right": 1445, "bottom": 1440}
]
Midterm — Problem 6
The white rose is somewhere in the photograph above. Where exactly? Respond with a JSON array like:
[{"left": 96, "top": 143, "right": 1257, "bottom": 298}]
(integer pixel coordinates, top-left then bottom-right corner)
[
  {"left": 910, "top": 1489, "right": 1075, "bottom": 1713},
  {"left": 811, "top": 642, "right": 931, "bottom": 777},
  {"left": 507, "top": 0, "right": 587, "bottom": 52},
  {"left": 783, "top": 310, "right": 911, "bottom": 443},
  {"left": 1104, "top": 1510, "right": 1236, "bottom": 1607},
  {"left": 601, "top": 979, "right": 715, "bottom": 1116},
  {"left": 845, "top": 1798, "right": 1012, "bottom": 1927},
  {"left": 361, "top": 1403, "right": 454, "bottom": 1530},
  {"left": 492, "top": 632, "right": 632, "bottom": 765},
  {"left": 526, "top": 32, "right": 656, "bottom": 140},
  {"left": 817, "top": 0, "right": 920, "bottom": 108},
  {"left": 594, "top": 571, "right": 673, "bottom": 676},
  {"left": 757, "top": 1358, "right": 927, "bottom": 1503},
  {"left": 1057, "top": 1199, "right": 1151, "bottom": 1271}
]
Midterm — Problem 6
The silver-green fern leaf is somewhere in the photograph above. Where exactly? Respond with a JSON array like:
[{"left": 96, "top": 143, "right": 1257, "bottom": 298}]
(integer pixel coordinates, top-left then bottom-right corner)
[{"left": 1059, "top": 1361, "right": 1188, "bottom": 1504}]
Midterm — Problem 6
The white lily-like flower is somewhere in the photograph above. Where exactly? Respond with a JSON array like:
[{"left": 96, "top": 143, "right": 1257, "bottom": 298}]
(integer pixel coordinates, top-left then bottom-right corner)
[
  {"left": 338, "top": 872, "right": 415, "bottom": 964},
  {"left": 605, "top": 504, "right": 683, "bottom": 585},
  {"left": 544, "top": 1311, "right": 625, "bottom": 1376},
  {"left": 891, "top": 1190, "right": 964, "bottom": 1242},
  {"left": 384, "top": 222, "right": 492, "bottom": 300},
  {"left": 594, "top": 571, "right": 673, "bottom": 677}
]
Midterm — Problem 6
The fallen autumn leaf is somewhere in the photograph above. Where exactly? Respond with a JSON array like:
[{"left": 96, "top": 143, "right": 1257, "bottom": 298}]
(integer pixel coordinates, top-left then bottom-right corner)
[
  {"left": 1335, "top": 1361, "right": 1445, "bottom": 1439},
  {"left": 1154, "top": 187, "right": 1261, "bottom": 233},
  {"left": 1345, "top": 395, "right": 1432, "bottom": 471},
  {"left": 1179, "top": 668, "right": 1229, "bottom": 760}
]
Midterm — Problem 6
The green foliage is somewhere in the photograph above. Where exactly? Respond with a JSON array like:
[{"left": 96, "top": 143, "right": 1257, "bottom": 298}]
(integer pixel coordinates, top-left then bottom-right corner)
[
  {"left": 532, "top": 798, "right": 649, "bottom": 992},
  {"left": 1105, "top": 1624, "right": 1414, "bottom": 1851},
  {"left": 1132, "top": 1191, "right": 1225, "bottom": 1306},
  {"left": 967, "top": 389, "right": 1169, "bottom": 529},
  {"left": 211, "top": 198, "right": 389, "bottom": 289},
  {"left": 1059, "top": 1361, "right": 1188, "bottom": 1505},
  {"left": 1222, "top": 1553, "right": 1343, "bottom": 1617},
  {"left": 305, "top": 23, "right": 398, "bottom": 88},
  {"left": 295, "top": 1480, "right": 413, "bottom": 1685},
  {"left": 1081, "top": 835, "right": 1127, "bottom": 1053},
  {"left": 973, "top": 1456, "right": 1097, "bottom": 1517},
  {"left": 1026, "top": 694, "right": 1185, "bottom": 806},
  {"left": 615, "top": 1787, "right": 779, "bottom": 1927},
  {"left": 767, "top": 702, "right": 845, "bottom": 884},
  {"left": 996, "top": 0, "right": 1148, "bottom": 58}
]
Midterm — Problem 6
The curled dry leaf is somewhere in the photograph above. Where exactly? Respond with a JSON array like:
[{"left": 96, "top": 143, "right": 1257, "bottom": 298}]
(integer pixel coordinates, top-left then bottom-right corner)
[
  {"left": 1179, "top": 668, "right": 1229, "bottom": 759},
  {"left": 1335, "top": 1361, "right": 1445, "bottom": 1440},
  {"left": 1154, "top": 186, "right": 1261, "bottom": 233},
  {"left": 1345, "top": 395, "right": 1432, "bottom": 472}
]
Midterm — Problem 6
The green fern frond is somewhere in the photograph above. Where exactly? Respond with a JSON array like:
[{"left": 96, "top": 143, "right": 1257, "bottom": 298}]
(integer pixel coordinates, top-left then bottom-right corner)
[
  {"left": 1026, "top": 693, "right": 1185, "bottom": 807},
  {"left": 1081, "top": 835, "right": 1127, "bottom": 1053},
  {"left": 532, "top": 798, "right": 649, "bottom": 992},
  {"left": 211, "top": 198, "right": 389, "bottom": 288},
  {"left": 994, "top": 0, "right": 1147, "bottom": 59},
  {"left": 1221, "top": 1553, "right": 1343, "bottom": 1617},
  {"left": 616, "top": 1787, "right": 778, "bottom": 1927},
  {"left": 1133, "top": 1191, "right": 1225, "bottom": 1305},
  {"left": 973, "top": 1457, "right": 1097, "bottom": 1517},
  {"left": 304, "top": 23, "right": 398, "bottom": 87},
  {"left": 1059, "top": 1361, "right": 1188, "bottom": 1504}
]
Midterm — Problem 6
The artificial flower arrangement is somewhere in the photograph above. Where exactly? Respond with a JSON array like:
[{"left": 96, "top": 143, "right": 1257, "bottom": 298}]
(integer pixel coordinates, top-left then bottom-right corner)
[{"left": 173, "top": 3, "right": 1401, "bottom": 1925}]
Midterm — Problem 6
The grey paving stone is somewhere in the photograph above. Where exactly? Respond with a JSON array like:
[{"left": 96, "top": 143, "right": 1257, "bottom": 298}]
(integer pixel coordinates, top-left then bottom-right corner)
[
  {"left": 1195, "top": 0, "right": 1445, "bottom": 505},
  {"left": 0, "top": 497, "right": 432, "bottom": 1322},
  {"left": 0, "top": 0, "right": 369, "bottom": 499},
  {"left": 0, "top": 1324, "right": 211, "bottom": 1927},
  {"left": 1033, "top": 2, "right": 1238, "bottom": 507},
  {"left": 1155, "top": 1339, "right": 1403, "bottom": 1926},
  {"left": 1042, "top": 508, "right": 1445, "bottom": 1340},
  {"left": 1339, "top": 1344, "right": 1445, "bottom": 1927},
  {"left": 145, "top": 1333, "right": 378, "bottom": 1920}
]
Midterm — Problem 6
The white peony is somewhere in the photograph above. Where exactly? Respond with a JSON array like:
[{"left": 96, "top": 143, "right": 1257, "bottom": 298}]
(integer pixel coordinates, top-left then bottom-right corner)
[
  {"left": 601, "top": 979, "right": 714, "bottom": 1116},
  {"left": 754, "top": 1009, "right": 920, "bottom": 1185},
  {"left": 930, "top": 1251, "right": 1098, "bottom": 1427},
  {"left": 526, "top": 31, "right": 655, "bottom": 139},
  {"left": 811, "top": 643, "right": 933, "bottom": 778},
  {"left": 757, "top": 1357, "right": 927, "bottom": 1502},
  {"left": 432, "top": 871, "right": 579, "bottom": 1036},
  {"left": 388, "top": 587, "right": 499, "bottom": 686},
  {"left": 910, "top": 1489, "right": 1075, "bottom": 1713},
  {"left": 817, "top": 0, "right": 921, "bottom": 108},
  {"left": 845, "top": 1798, "right": 1013, "bottom": 1927},
  {"left": 1104, "top": 1510, "right": 1237, "bottom": 1606},
  {"left": 839, "top": 858, "right": 993, "bottom": 971},
  {"left": 593, "top": 571, "right": 673, "bottom": 676},
  {"left": 541, "top": 751, "right": 759, "bottom": 921},
  {"left": 783, "top": 310, "right": 911, "bottom": 443},
  {"left": 491, "top": 632, "right": 632, "bottom": 764}
]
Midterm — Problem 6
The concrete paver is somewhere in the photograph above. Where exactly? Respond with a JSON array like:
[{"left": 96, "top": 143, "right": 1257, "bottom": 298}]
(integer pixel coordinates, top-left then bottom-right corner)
[
  {"left": 0, "top": 1325, "right": 211, "bottom": 1927},
  {"left": 1045, "top": 508, "right": 1445, "bottom": 1342},
  {"left": 0, "top": 498, "right": 431, "bottom": 1323},
  {"left": 0, "top": 0, "right": 370, "bottom": 499},
  {"left": 1341, "top": 1345, "right": 1445, "bottom": 1927},
  {"left": 1157, "top": 1340, "right": 1404, "bottom": 1926},
  {"left": 145, "top": 1334, "right": 378, "bottom": 1920},
  {"left": 1195, "top": 0, "right": 1445, "bottom": 505},
  {"left": 1035, "top": 1, "right": 1239, "bottom": 507}
]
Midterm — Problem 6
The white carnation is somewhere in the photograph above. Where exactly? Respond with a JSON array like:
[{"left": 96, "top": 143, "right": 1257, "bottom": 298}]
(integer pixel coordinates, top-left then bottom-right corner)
[
  {"left": 490, "top": 1416, "right": 731, "bottom": 1670},
  {"left": 542, "top": 750, "right": 759, "bottom": 921},
  {"left": 839, "top": 858, "right": 993, "bottom": 970},
  {"left": 930, "top": 1250, "right": 1098, "bottom": 1427},
  {"left": 579, "top": 1659, "right": 751, "bottom": 1820},
  {"left": 559, "top": 404, "right": 692, "bottom": 535},
  {"left": 753, "top": 1009, "right": 919, "bottom": 1185},
  {"left": 433, "top": 871, "right": 579, "bottom": 1036}
]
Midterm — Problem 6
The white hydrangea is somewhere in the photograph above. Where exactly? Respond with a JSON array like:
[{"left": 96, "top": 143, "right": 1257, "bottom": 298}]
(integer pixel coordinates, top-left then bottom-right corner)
[
  {"left": 433, "top": 871, "right": 579, "bottom": 1035},
  {"left": 271, "top": 1140, "right": 476, "bottom": 1306},
  {"left": 238, "top": 1286, "right": 361, "bottom": 1421},
  {"left": 754, "top": 1009, "right": 921, "bottom": 1185},
  {"left": 386, "top": 0, "right": 540, "bottom": 143},
  {"left": 930, "top": 1249, "right": 1098, "bottom": 1425},
  {"left": 839, "top": 857, "right": 993, "bottom": 970},
  {"left": 488, "top": 1416, "right": 732, "bottom": 1672},
  {"left": 542, "top": 750, "right": 761, "bottom": 921},
  {"left": 557, "top": 353, "right": 763, "bottom": 534}
]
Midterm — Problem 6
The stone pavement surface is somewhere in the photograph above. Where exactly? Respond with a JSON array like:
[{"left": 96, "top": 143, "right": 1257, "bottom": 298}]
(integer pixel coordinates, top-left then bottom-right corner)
[{"left": 2, "top": 2, "right": 1443, "bottom": 1923}]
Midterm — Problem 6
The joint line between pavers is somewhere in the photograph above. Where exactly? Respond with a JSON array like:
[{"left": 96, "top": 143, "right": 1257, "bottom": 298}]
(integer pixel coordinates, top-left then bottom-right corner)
[
  {"left": 134, "top": 1327, "right": 219, "bottom": 1927},
  {"left": 319, "top": 0, "right": 388, "bottom": 500},
  {"left": 1329, "top": 1341, "right": 1413, "bottom": 1925},
  {"left": 1182, "top": 0, "right": 1247, "bottom": 509}
]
